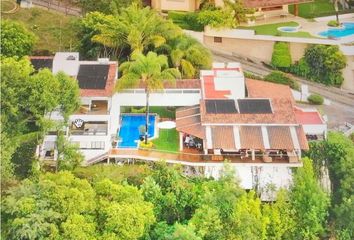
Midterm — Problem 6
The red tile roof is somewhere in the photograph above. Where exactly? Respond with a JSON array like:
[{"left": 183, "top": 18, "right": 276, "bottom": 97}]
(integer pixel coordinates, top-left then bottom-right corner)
[
  {"left": 239, "top": 126, "right": 265, "bottom": 150},
  {"left": 294, "top": 107, "right": 325, "bottom": 125},
  {"left": 268, "top": 126, "right": 294, "bottom": 150},
  {"left": 211, "top": 126, "right": 236, "bottom": 150},
  {"left": 296, "top": 126, "right": 309, "bottom": 150},
  {"left": 80, "top": 63, "right": 117, "bottom": 97}
]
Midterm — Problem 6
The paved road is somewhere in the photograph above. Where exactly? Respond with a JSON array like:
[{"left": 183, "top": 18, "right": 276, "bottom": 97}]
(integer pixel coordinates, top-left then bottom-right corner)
[{"left": 212, "top": 50, "right": 354, "bottom": 129}]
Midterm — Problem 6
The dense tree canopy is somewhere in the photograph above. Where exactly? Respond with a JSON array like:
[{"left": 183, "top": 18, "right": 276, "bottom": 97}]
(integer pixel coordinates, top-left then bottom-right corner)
[{"left": 1, "top": 20, "right": 37, "bottom": 57}]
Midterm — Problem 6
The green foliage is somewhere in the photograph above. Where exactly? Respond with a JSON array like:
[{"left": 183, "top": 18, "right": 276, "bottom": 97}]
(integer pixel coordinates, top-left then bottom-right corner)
[
  {"left": 223, "top": 0, "right": 254, "bottom": 25},
  {"left": 79, "top": 0, "right": 141, "bottom": 14},
  {"left": 197, "top": 8, "right": 235, "bottom": 28},
  {"left": 303, "top": 45, "right": 346, "bottom": 86},
  {"left": 328, "top": 20, "right": 340, "bottom": 27},
  {"left": 289, "top": 0, "right": 342, "bottom": 19},
  {"left": 243, "top": 71, "right": 263, "bottom": 80},
  {"left": 264, "top": 71, "right": 300, "bottom": 90},
  {"left": 271, "top": 42, "right": 292, "bottom": 69},
  {"left": 57, "top": 133, "right": 84, "bottom": 171},
  {"left": 169, "top": 223, "right": 201, "bottom": 240},
  {"left": 92, "top": 5, "right": 182, "bottom": 57},
  {"left": 307, "top": 94, "right": 324, "bottom": 105},
  {"left": 2, "top": 7, "right": 78, "bottom": 54},
  {"left": 306, "top": 132, "right": 354, "bottom": 237},
  {"left": 168, "top": 11, "right": 204, "bottom": 32},
  {"left": 289, "top": 58, "right": 311, "bottom": 78},
  {"left": 290, "top": 157, "right": 329, "bottom": 239},
  {"left": 1, "top": 20, "right": 36, "bottom": 57},
  {"left": 1, "top": 132, "right": 16, "bottom": 182},
  {"left": 238, "top": 21, "right": 299, "bottom": 36},
  {"left": 2, "top": 171, "right": 155, "bottom": 240}
]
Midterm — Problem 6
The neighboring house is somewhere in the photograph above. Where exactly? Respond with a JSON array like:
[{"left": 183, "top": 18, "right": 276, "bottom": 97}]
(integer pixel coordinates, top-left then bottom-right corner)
[
  {"left": 33, "top": 52, "right": 119, "bottom": 162},
  {"left": 150, "top": 0, "right": 311, "bottom": 16}
]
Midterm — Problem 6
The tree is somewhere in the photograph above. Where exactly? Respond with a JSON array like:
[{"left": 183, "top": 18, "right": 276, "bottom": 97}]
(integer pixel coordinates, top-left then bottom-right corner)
[
  {"left": 56, "top": 133, "right": 84, "bottom": 171},
  {"left": 197, "top": 8, "right": 235, "bottom": 28},
  {"left": 290, "top": 157, "right": 329, "bottom": 239},
  {"left": 56, "top": 72, "right": 81, "bottom": 121},
  {"left": 78, "top": 0, "right": 141, "bottom": 14},
  {"left": 1, "top": 20, "right": 36, "bottom": 57},
  {"left": 167, "top": 35, "right": 212, "bottom": 78},
  {"left": 304, "top": 45, "right": 346, "bottom": 86},
  {"left": 223, "top": 0, "right": 255, "bottom": 25},
  {"left": 263, "top": 189, "right": 295, "bottom": 240},
  {"left": 117, "top": 52, "right": 180, "bottom": 144},
  {"left": 92, "top": 4, "right": 181, "bottom": 57},
  {"left": 61, "top": 214, "right": 97, "bottom": 240},
  {"left": 169, "top": 223, "right": 201, "bottom": 240}
]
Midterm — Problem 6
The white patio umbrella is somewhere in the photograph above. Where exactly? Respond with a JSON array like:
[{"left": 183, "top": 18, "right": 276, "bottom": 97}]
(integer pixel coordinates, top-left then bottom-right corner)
[{"left": 157, "top": 121, "right": 176, "bottom": 129}]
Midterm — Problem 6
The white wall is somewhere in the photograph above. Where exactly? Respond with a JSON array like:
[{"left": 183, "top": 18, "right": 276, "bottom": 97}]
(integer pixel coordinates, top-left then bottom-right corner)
[
  {"left": 302, "top": 124, "right": 327, "bottom": 135},
  {"left": 115, "top": 90, "right": 201, "bottom": 106}
]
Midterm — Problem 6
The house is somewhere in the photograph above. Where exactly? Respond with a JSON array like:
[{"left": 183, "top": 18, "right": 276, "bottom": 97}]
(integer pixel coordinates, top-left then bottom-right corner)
[
  {"left": 175, "top": 62, "right": 313, "bottom": 164},
  {"left": 33, "top": 52, "right": 119, "bottom": 162},
  {"left": 150, "top": 0, "right": 311, "bottom": 17}
]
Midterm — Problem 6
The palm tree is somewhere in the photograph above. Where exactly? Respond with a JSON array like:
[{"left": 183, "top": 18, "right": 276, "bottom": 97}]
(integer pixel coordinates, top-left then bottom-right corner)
[
  {"left": 168, "top": 35, "right": 212, "bottom": 78},
  {"left": 117, "top": 52, "right": 181, "bottom": 144},
  {"left": 93, "top": 4, "right": 181, "bottom": 57}
]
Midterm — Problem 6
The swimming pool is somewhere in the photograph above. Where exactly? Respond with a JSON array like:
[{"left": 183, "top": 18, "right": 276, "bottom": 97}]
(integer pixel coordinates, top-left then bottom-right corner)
[
  {"left": 118, "top": 114, "right": 156, "bottom": 148},
  {"left": 318, "top": 22, "right": 354, "bottom": 38},
  {"left": 278, "top": 26, "right": 299, "bottom": 33}
]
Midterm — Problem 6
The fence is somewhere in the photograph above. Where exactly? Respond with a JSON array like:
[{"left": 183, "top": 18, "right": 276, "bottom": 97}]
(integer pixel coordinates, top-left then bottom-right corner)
[{"left": 31, "top": 0, "right": 82, "bottom": 16}]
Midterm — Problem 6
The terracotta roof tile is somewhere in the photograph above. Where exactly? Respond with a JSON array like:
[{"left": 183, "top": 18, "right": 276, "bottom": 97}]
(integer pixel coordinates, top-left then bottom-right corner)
[
  {"left": 296, "top": 126, "right": 309, "bottom": 150},
  {"left": 239, "top": 126, "right": 264, "bottom": 149},
  {"left": 180, "top": 124, "right": 205, "bottom": 139},
  {"left": 176, "top": 106, "right": 200, "bottom": 119},
  {"left": 80, "top": 63, "right": 117, "bottom": 97},
  {"left": 246, "top": 78, "right": 294, "bottom": 101},
  {"left": 267, "top": 126, "right": 294, "bottom": 150},
  {"left": 211, "top": 126, "right": 235, "bottom": 150},
  {"left": 176, "top": 106, "right": 205, "bottom": 139}
]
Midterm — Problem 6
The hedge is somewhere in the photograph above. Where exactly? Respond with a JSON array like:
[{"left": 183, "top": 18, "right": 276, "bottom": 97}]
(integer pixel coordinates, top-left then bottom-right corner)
[
  {"left": 271, "top": 42, "right": 292, "bottom": 69},
  {"left": 307, "top": 94, "right": 324, "bottom": 105},
  {"left": 264, "top": 71, "right": 300, "bottom": 90}
]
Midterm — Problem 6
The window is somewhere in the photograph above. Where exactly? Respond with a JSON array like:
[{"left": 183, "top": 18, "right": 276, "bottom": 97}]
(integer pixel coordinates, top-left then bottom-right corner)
[
  {"left": 214, "top": 37, "right": 222, "bottom": 43},
  {"left": 73, "top": 141, "right": 105, "bottom": 149}
]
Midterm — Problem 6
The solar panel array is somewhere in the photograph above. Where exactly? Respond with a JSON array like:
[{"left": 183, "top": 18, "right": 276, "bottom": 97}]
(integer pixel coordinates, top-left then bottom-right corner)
[
  {"left": 238, "top": 99, "right": 272, "bottom": 114},
  {"left": 30, "top": 59, "right": 53, "bottom": 72},
  {"left": 77, "top": 64, "right": 110, "bottom": 89},
  {"left": 205, "top": 100, "right": 238, "bottom": 114}
]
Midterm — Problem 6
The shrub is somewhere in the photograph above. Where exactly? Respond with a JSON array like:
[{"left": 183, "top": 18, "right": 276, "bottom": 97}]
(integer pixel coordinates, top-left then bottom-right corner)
[
  {"left": 168, "top": 11, "right": 204, "bottom": 31},
  {"left": 243, "top": 71, "right": 263, "bottom": 80},
  {"left": 271, "top": 42, "right": 292, "bottom": 69},
  {"left": 307, "top": 94, "right": 324, "bottom": 105},
  {"left": 289, "top": 58, "right": 311, "bottom": 78},
  {"left": 327, "top": 20, "right": 340, "bottom": 27},
  {"left": 139, "top": 141, "right": 153, "bottom": 149},
  {"left": 264, "top": 71, "right": 300, "bottom": 90},
  {"left": 131, "top": 107, "right": 146, "bottom": 113}
]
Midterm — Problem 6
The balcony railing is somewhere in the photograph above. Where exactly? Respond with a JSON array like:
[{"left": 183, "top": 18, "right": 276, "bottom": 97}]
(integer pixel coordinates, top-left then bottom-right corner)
[{"left": 70, "top": 129, "right": 107, "bottom": 136}]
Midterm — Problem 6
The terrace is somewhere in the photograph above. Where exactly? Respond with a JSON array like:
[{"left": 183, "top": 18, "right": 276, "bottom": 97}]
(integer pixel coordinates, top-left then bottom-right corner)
[{"left": 75, "top": 100, "right": 109, "bottom": 115}]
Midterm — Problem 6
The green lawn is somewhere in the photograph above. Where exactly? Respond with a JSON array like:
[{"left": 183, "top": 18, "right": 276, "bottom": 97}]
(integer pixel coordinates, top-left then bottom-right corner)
[
  {"left": 152, "top": 129, "right": 179, "bottom": 152},
  {"left": 121, "top": 106, "right": 176, "bottom": 119},
  {"left": 288, "top": 0, "right": 345, "bottom": 19},
  {"left": 2, "top": 5, "right": 79, "bottom": 54},
  {"left": 238, "top": 21, "right": 315, "bottom": 38}
]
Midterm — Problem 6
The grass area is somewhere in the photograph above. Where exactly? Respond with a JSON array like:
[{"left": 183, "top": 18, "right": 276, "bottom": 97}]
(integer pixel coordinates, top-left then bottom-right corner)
[
  {"left": 168, "top": 11, "right": 204, "bottom": 32},
  {"left": 150, "top": 106, "right": 176, "bottom": 119},
  {"left": 2, "top": 5, "right": 79, "bottom": 54},
  {"left": 288, "top": 0, "right": 348, "bottom": 19},
  {"left": 238, "top": 21, "right": 316, "bottom": 38},
  {"left": 1, "top": 1, "right": 16, "bottom": 12},
  {"left": 152, "top": 129, "right": 179, "bottom": 152}
]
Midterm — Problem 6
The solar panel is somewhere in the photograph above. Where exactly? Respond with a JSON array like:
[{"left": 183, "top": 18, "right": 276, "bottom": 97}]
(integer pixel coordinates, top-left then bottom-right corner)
[
  {"left": 205, "top": 100, "right": 238, "bottom": 114},
  {"left": 238, "top": 99, "right": 272, "bottom": 114},
  {"left": 77, "top": 64, "right": 110, "bottom": 89},
  {"left": 30, "top": 59, "right": 53, "bottom": 72}
]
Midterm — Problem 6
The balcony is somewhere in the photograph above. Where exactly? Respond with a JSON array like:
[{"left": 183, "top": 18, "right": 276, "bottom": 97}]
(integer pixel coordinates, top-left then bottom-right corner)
[
  {"left": 76, "top": 100, "right": 109, "bottom": 115},
  {"left": 70, "top": 121, "right": 108, "bottom": 136}
]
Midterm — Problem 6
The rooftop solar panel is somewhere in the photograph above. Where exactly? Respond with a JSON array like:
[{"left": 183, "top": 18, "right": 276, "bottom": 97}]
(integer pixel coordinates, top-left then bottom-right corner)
[
  {"left": 205, "top": 100, "right": 238, "bottom": 114},
  {"left": 238, "top": 99, "right": 272, "bottom": 114},
  {"left": 30, "top": 59, "right": 53, "bottom": 72},
  {"left": 77, "top": 64, "right": 110, "bottom": 89}
]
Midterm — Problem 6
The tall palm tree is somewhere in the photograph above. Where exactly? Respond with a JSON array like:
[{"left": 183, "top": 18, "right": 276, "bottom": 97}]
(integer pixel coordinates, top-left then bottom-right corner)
[{"left": 117, "top": 52, "right": 181, "bottom": 144}]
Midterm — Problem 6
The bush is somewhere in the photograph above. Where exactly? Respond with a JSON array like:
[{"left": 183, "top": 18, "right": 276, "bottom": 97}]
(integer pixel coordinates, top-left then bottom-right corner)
[
  {"left": 327, "top": 20, "right": 340, "bottom": 27},
  {"left": 168, "top": 11, "right": 204, "bottom": 31},
  {"left": 264, "top": 71, "right": 300, "bottom": 90},
  {"left": 131, "top": 107, "right": 146, "bottom": 113},
  {"left": 289, "top": 58, "right": 311, "bottom": 78},
  {"left": 271, "top": 42, "right": 292, "bottom": 69},
  {"left": 243, "top": 71, "right": 263, "bottom": 80},
  {"left": 307, "top": 94, "right": 324, "bottom": 105}
]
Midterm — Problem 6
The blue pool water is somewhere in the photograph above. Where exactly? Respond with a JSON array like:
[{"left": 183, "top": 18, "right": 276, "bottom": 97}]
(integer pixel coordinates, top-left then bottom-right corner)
[
  {"left": 118, "top": 114, "right": 156, "bottom": 148},
  {"left": 318, "top": 22, "right": 354, "bottom": 38}
]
